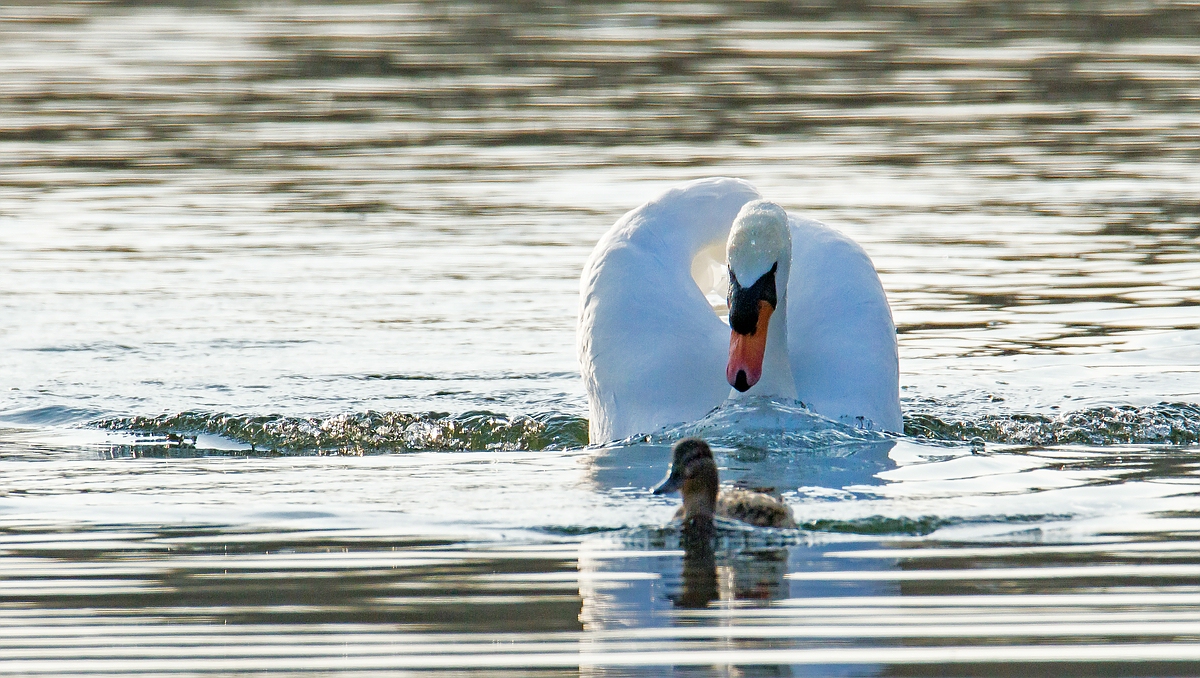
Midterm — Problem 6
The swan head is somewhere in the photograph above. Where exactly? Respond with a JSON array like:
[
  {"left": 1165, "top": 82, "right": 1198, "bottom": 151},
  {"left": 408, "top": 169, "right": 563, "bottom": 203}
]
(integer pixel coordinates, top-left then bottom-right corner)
[
  {"left": 653, "top": 438, "right": 718, "bottom": 524},
  {"left": 725, "top": 200, "right": 791, "bottom": 392}
]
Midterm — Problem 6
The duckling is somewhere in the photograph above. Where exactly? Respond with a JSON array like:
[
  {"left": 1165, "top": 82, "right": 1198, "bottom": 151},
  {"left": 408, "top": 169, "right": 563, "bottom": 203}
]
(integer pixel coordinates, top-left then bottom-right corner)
[{"left": 652, "top": 438, "right": 796, "bottom": 529}]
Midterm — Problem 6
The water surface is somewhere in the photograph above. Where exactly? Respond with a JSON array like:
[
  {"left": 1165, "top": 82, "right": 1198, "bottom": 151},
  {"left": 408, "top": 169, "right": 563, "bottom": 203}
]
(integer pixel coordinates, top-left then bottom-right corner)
[{"left": 2, "top": 1, "right": 1200, "bottom": 675}]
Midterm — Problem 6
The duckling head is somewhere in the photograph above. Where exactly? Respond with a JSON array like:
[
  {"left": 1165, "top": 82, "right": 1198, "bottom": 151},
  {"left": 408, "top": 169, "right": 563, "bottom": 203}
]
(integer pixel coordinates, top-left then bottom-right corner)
[{"left": 653, "top": 438, "right": 719, "bottom": 526}]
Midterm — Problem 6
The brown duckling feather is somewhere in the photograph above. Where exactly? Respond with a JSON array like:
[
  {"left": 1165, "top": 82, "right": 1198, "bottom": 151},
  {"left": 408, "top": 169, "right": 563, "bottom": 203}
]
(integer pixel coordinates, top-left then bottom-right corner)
[{"left": 655, "top": 438, "right": 796, "bottom": 529}]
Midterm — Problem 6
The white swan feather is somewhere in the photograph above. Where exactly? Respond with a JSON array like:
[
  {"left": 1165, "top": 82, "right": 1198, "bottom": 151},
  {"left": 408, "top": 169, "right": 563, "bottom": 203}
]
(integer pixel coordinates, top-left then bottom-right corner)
[{"left": 578, "top": 177, "right": 901, "bottom": 443}]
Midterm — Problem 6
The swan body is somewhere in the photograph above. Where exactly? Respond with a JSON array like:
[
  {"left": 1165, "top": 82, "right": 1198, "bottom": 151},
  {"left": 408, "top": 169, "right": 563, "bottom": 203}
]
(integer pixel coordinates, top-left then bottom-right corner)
[{"left": 578, "top": 177, "right": 900, "bottom": 443}]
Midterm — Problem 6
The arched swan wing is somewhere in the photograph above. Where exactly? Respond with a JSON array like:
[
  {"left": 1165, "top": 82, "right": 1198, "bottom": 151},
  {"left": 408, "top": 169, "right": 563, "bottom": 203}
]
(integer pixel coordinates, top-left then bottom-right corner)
[
  {"left": 578, "top": 178, "right": 760, "bottom": 442},
  {"left": 785, "top": 216, "right": 902, "bottom": 432}
]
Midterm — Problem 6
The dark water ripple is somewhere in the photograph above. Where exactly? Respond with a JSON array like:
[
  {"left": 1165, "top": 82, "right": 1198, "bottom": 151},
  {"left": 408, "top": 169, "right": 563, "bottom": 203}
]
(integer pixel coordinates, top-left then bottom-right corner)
[
  {"left": 93, "top": 409, "right": 590, "bottom": 453},
  {"left": 91, "top": 401, "right": 1200, "bottom": 453},
  {"left": 907, "top": 401, "right": 1200, "bottom": 446}
]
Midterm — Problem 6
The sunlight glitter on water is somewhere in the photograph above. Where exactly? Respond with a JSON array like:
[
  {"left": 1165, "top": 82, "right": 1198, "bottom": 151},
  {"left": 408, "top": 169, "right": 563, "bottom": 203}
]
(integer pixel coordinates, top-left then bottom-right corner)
[
  {"left": 5, "top": 526, "right": 1200, "bottom": 675},
  {"left": 3, "top": 0, "right": 1200, "bottom": 674}
]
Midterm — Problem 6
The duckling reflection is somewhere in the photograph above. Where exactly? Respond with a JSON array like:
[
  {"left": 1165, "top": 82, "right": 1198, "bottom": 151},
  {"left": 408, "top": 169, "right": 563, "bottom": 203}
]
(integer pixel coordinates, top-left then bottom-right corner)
[
  {"left": 719, "top": 546, "right": 790, "bottom": 602},
  {"left": 673, "top": 524, "right": 718, "bottom": 608},
  {"left": 653, "top": 438, "right": 797, "bottom": 529},
  {"left": 672, "top": 537, "right": 791, "bottom": 608}
]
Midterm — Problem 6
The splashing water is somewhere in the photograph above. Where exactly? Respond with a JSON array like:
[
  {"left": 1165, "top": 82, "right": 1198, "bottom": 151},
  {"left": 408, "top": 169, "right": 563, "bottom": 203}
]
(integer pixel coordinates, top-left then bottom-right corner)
[
  {"left": 651, "top": 396, "right": 893, "bottom": 451},
  {"left": 84, "top": 398, "right": 1200, "bottom": 455},
  {"left": 906, "top": 402, "right": 1200, "bottom": 446},
  {"left": 92, "top": 410, "right": 590, "bottom": 454}
]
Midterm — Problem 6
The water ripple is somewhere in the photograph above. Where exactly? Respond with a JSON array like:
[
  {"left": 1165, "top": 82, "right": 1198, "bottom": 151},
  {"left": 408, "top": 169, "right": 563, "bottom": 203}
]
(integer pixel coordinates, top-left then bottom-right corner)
[
  {"left": 652, "top": 396, "right": 893, "bottom": 451},
  {"left": 92, "top": 410, "right": 589, "bottom": 454},
  {"left": 906, "top": 401, "right": 1200, "bottom": 445},
  {"left": 87, "top": 399, "right": 1200, "bottom": 455}
]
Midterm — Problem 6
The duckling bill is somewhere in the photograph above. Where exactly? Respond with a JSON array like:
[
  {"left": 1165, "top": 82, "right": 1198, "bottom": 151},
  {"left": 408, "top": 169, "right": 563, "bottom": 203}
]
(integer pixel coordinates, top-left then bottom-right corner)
[{"left": 653, "top": 438, "right": 796, "bottom": 529}]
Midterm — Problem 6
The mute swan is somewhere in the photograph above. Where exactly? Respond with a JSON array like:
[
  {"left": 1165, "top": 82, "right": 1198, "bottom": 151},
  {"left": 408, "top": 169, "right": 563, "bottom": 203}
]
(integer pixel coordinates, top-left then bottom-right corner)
[
  {"left": 654, "top": 438, "right": 796, "bottom": 529},
  {"left": 577, "top": 177, "right": 901, "bottom": 443}
]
